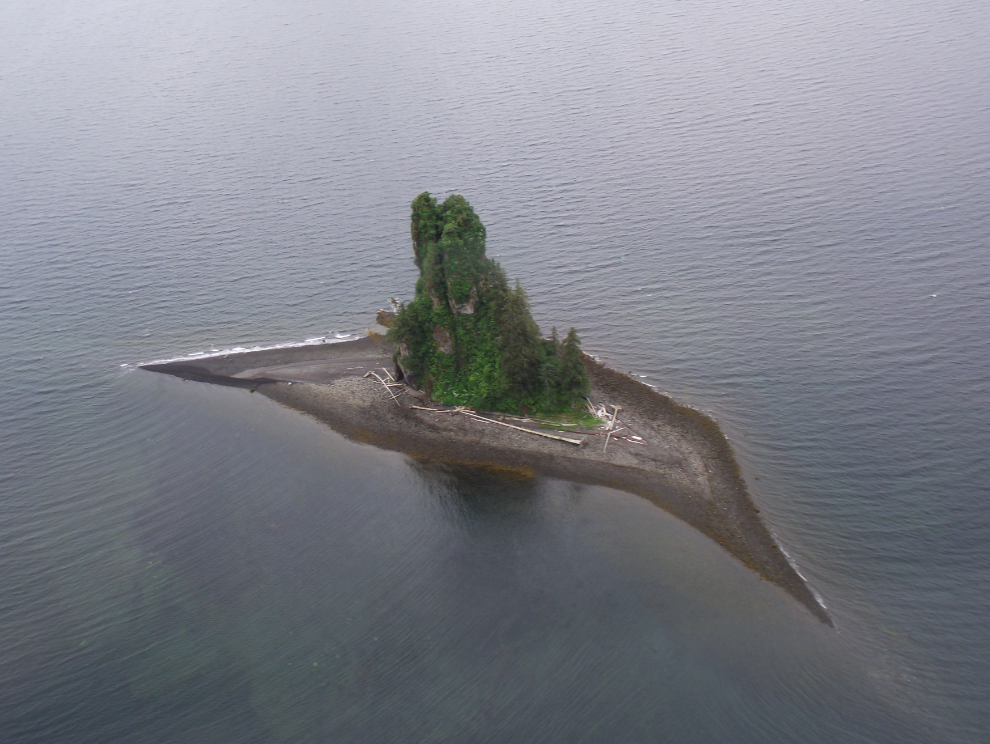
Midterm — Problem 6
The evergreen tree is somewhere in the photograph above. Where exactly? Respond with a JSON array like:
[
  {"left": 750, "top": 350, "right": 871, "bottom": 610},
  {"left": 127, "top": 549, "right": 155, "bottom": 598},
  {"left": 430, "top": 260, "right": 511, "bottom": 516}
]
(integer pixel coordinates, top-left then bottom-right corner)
[
  {"left": 556, "top": 328, "right": 589, "bottom": 408},
  {"left": 496, "top": 283, "right": 543, "bottom": 405},
  {"left": 540, "top": 327, "right": 563, "bottom": 410}
]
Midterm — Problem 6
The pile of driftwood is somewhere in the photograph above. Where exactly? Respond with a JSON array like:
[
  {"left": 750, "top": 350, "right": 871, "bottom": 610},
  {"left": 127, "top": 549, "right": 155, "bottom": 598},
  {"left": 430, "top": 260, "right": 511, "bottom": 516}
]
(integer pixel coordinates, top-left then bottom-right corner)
[
  {"left": 585, "top": 399, "right": 648, "bottom": 451},
  {"left": 363, "top": 368, "right": 405, "bottom": 405}
]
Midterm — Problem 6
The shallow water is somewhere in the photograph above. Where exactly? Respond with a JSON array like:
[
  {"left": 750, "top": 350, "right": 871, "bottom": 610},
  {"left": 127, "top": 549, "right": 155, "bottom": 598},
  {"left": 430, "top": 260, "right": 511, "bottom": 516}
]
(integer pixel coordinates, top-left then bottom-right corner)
[{"left": 2, "top": 0, "right": 988, "bottom": 741}]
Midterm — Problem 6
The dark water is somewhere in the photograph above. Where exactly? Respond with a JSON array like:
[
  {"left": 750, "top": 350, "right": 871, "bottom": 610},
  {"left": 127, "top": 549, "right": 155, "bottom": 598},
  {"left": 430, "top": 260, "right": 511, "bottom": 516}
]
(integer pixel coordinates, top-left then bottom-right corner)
[{"left": 2, "top": 0, "right": 988, "bottom": 741}]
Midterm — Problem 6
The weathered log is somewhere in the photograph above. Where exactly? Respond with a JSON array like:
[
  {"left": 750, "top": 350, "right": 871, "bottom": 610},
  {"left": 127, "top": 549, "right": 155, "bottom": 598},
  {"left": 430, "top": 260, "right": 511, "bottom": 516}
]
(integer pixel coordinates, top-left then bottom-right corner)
[{"left": 461, "top": 412, "right": 585, "bottom": 446}]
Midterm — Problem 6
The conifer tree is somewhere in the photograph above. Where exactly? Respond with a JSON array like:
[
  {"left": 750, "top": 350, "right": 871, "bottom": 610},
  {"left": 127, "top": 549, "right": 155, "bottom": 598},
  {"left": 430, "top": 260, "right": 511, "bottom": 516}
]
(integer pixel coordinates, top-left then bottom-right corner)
[{"left": 557, "top": 328, "right": 589, "bottom": 408}]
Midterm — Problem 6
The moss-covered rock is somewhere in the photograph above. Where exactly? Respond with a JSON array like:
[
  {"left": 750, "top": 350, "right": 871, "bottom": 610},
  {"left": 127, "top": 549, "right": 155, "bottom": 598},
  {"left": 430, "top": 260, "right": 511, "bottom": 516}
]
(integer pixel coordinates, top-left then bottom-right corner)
[{"left": 389, "top": 193, "right": 588, "bottom": 414}]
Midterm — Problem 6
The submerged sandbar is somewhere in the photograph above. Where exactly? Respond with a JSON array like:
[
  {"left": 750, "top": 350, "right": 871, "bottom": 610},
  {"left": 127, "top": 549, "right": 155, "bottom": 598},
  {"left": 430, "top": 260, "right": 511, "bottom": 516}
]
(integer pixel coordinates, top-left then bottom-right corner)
[{"left": 143, "top": 335, "right": 829, "bottom": 624}]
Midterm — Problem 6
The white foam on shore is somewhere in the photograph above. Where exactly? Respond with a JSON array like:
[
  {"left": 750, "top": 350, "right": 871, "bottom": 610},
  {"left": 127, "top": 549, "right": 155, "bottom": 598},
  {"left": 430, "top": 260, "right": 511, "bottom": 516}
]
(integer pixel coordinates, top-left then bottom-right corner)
[
  {"left": 772, "top": 533, "right": 830, "bottom": 614},
  {"left": 127, "top": 332, "right": 360, "bottom": 370}
]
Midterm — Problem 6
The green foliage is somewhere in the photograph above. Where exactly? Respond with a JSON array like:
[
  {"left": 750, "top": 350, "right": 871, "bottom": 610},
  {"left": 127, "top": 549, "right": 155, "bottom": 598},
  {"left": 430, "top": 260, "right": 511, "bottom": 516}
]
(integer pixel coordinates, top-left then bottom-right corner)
[
  {"left": 557, "top": 327, "right": 590, "bottom": 408},
  {"left": 410, "top": 192, "right": 442, "bottom": 270},
  {"left": 389, "top": 193, "right": 589, "bottom": 414}
]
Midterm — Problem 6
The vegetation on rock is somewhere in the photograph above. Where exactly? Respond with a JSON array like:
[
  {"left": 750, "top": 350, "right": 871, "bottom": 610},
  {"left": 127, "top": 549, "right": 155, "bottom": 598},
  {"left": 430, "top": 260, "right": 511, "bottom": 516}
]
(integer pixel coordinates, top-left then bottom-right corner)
[{"left": 389, "top": 192, "right": 589, "bottom": 413}]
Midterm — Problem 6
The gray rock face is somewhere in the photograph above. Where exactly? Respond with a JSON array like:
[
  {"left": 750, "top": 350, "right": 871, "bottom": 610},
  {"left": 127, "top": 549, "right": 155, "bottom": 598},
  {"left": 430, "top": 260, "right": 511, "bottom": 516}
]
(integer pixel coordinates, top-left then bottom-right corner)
[
  {"left": 433, "top": 325, "right": 453, "bottom": 354},
  {"left": 448, "top": 285, "right": 478, "bottom": 315}
]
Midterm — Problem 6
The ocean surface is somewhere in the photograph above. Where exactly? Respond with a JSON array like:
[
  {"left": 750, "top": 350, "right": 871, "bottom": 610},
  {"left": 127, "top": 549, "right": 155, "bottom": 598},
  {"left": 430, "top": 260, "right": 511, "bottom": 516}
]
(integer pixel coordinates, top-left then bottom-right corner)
[{"left": 2, "top": 0, "right": 988, "bottom": 741}]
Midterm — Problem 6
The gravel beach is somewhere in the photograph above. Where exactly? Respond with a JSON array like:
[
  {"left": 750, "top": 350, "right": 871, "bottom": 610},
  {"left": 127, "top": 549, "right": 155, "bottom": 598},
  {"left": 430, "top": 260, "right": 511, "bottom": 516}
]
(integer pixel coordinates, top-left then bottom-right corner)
[{"left": 143, "top": 335, "right": 829, "bottom": 624}]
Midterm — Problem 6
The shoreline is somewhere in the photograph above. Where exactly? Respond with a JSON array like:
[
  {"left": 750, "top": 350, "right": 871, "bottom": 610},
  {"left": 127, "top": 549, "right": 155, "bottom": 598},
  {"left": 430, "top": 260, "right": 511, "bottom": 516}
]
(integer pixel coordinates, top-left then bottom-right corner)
[{"left": 142, "top": 335, "right": 830, "bottom": 625}]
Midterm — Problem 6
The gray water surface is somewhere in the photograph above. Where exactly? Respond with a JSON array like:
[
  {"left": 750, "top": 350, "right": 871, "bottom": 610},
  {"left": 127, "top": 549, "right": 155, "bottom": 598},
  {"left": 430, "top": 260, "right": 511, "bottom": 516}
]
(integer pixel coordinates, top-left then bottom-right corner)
[{"left": 2, "top": 0, "right": 988, "bottom": 741}]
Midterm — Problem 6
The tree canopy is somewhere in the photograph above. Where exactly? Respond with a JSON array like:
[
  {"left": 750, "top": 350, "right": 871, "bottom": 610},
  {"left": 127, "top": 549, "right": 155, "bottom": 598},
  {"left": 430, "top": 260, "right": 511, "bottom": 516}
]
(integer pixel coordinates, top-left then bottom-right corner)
[{"left": 388, "top": 193, "right": 589, "bottom": 414}]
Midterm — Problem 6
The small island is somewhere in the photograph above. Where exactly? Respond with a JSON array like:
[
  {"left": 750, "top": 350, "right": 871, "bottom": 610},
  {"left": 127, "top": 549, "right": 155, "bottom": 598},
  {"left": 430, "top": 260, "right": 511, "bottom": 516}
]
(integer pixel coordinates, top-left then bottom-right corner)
[{"left": 143, "top": 194, "right": 829, "bottom": 625}]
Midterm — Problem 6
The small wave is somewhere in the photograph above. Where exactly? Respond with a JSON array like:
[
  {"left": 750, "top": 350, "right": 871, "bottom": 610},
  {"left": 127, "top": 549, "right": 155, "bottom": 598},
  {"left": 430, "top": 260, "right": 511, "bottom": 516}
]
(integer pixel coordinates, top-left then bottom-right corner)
[
  {"left": 133, "top": 333, "right": 362, "bottom": 368},
  {"left": 773, "top": 534, "right": 829, "bottom": 613}
]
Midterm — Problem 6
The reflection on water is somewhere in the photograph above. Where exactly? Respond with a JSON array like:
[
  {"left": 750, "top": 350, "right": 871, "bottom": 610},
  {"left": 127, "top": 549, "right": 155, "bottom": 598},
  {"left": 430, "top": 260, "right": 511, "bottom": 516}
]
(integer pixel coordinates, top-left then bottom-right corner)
[
  {"left": 5, "top": 383, "right": 923, "bottom": 743},
  {"left": 412, "top": 459, "right": 546, "bottom": 524}
]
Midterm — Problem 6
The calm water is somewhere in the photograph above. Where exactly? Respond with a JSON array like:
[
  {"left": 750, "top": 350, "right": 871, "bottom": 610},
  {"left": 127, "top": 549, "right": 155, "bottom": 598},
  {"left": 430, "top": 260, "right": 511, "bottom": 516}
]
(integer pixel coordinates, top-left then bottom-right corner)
[{"left": 2, "top": 0, "right": 988, "bottom": 741}]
